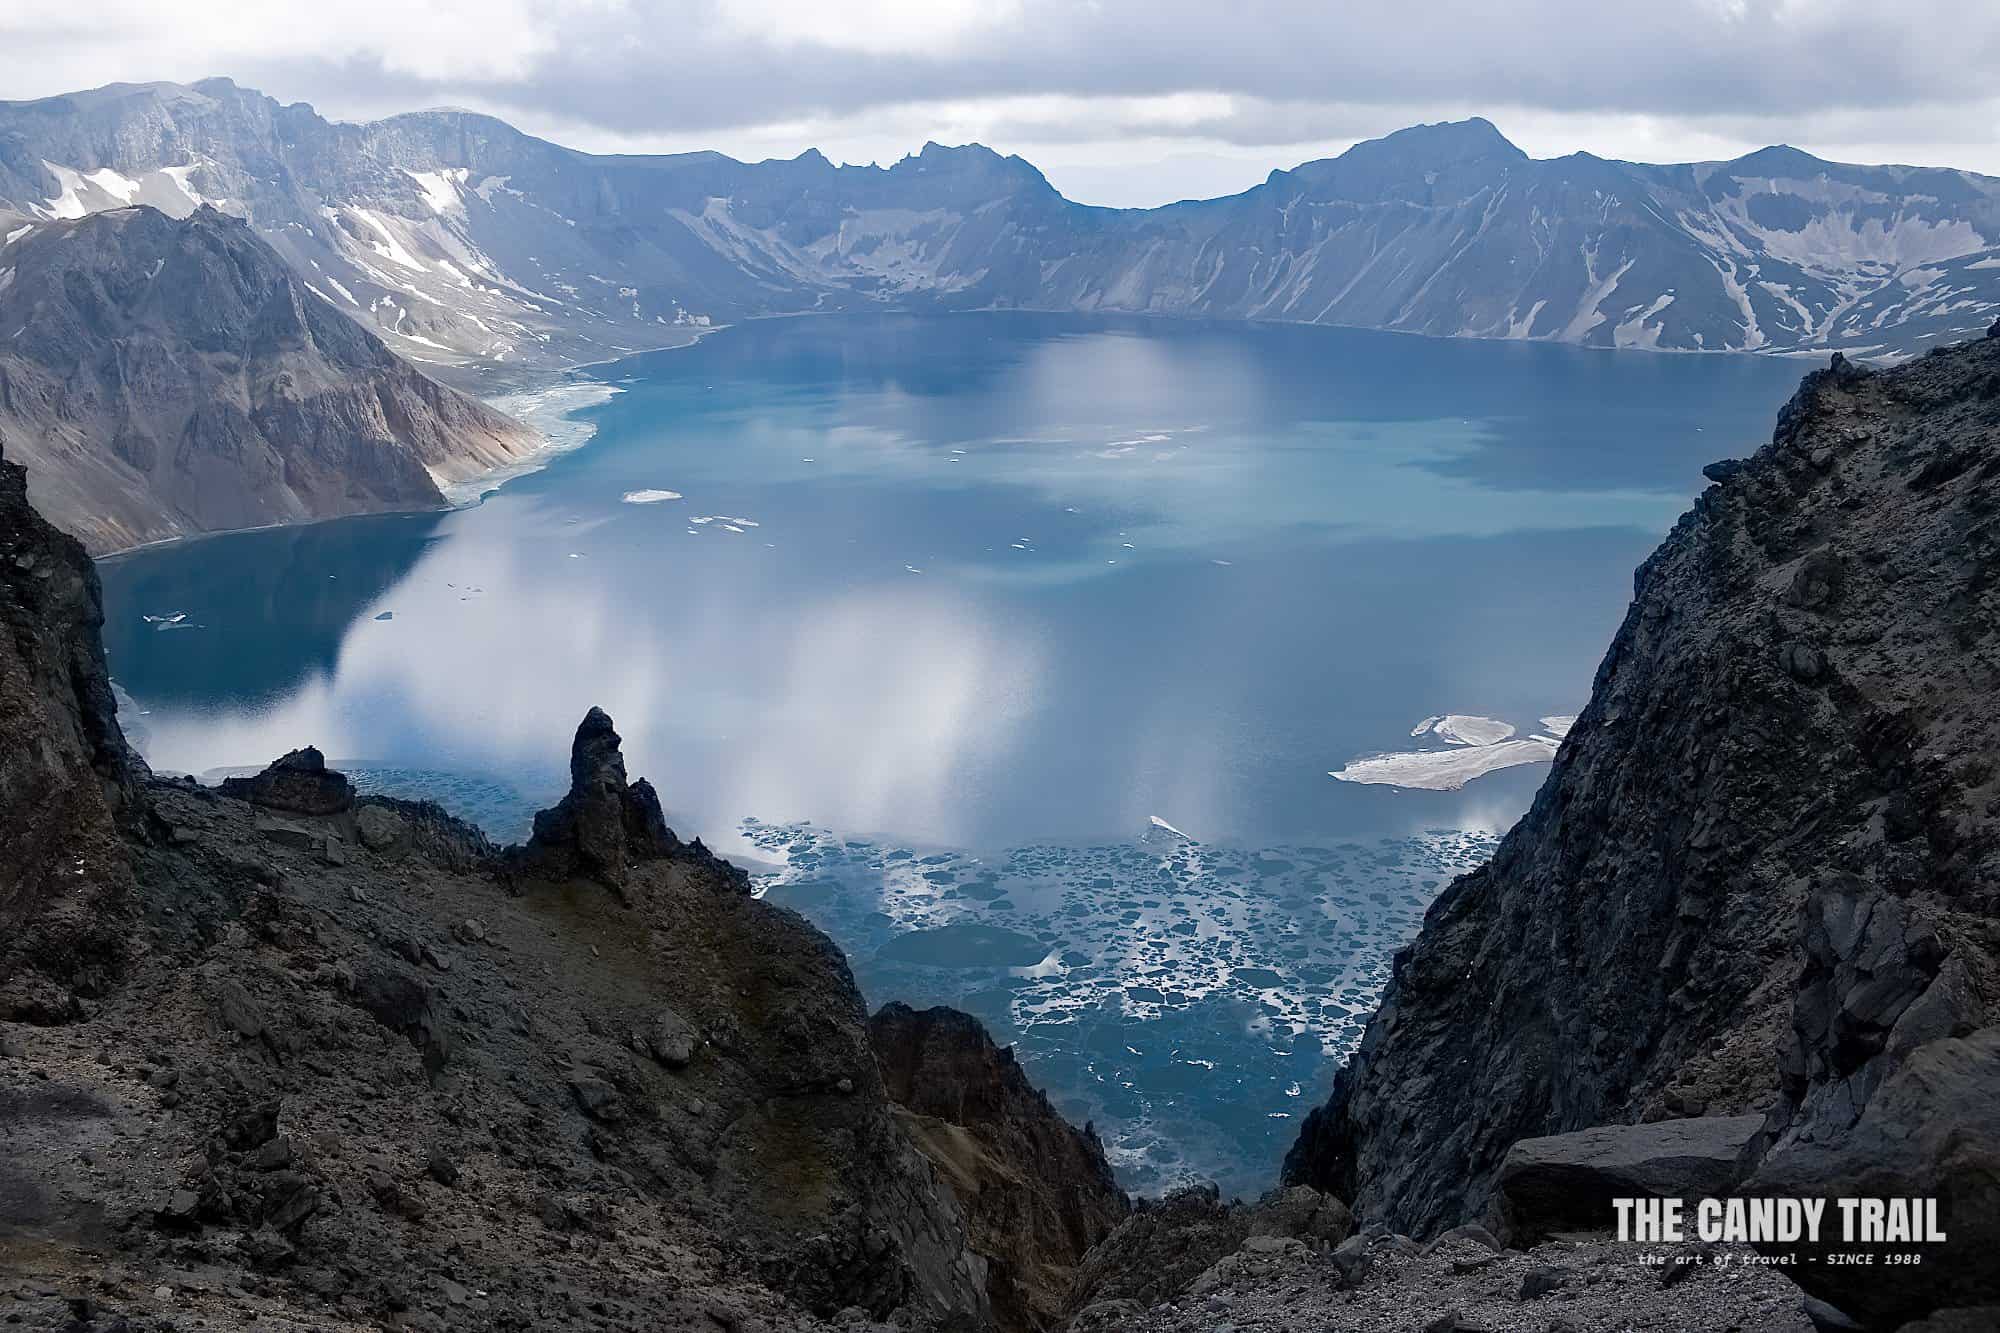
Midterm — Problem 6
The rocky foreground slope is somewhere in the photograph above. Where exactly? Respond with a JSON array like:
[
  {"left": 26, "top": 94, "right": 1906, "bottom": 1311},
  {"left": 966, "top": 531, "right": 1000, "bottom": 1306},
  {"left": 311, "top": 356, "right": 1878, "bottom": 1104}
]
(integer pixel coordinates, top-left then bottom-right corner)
[
  {"left": 1285, "top": 331, "right": 2000, "bottom": 1327},
  {"left": 0, "top": 431, "right": 1132, "bottom": 1331},
  {"left": 0, "top": 205, "right": 538, "bottom": 552}
]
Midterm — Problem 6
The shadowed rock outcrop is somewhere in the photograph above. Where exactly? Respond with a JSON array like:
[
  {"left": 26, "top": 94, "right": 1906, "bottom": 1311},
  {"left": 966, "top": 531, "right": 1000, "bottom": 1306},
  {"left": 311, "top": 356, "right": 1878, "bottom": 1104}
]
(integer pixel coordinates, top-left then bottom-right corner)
[
  {"left": 1284, "top": 334, "right": 2000, "bottom": 1327},
  {"left": 215, "top": 747, "right": 353, "bottom": 816},
  {"left": 1, "top": 705, "right": 997, "bottom": 1327},
  {"left": 511, "top": 706, "right": 746, "bottom": 900},
  {"left": 1496, "top": 1116, "right": 1764, "bottom": 1244},
  {"left": 0, "top": 434, "right": 139, "bottom": 1022},
  {"left": 869, "top": 1002, "right": 1129, "bottom": 1329},
  {"left": 1061, "top": 1181, "right": 1355, "bottom": 1325}
]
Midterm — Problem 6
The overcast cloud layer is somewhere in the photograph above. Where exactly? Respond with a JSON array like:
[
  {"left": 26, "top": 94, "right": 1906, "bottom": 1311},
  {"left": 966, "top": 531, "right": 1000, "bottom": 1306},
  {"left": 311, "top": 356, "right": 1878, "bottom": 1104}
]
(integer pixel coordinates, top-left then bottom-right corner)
[{"left": 5, "top": 0, "right": 1999, "bottom": 206}]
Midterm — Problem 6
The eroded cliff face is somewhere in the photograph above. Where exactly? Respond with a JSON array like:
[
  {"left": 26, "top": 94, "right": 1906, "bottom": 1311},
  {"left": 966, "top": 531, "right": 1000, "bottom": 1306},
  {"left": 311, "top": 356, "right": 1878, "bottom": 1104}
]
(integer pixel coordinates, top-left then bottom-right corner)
[
  {"left": 1284, "top": 334, "right": 2000, "bottom": 1326},
  {"left": 869, "top": 1002, "right": 1130, "bottom": 1331},
  {"left": 0, "top": 435, "right": 139, "bottom": 1022},
  {"left": 0, "top": 205, "right": 538, "bottom": 553}
]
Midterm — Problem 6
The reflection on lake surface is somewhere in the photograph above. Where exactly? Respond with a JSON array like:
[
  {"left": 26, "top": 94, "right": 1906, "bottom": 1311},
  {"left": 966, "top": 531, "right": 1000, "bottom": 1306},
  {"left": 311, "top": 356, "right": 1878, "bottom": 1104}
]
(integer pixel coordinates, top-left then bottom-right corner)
[{"left": 99, "top": 312, "right": 1805, "bottom": 1194}]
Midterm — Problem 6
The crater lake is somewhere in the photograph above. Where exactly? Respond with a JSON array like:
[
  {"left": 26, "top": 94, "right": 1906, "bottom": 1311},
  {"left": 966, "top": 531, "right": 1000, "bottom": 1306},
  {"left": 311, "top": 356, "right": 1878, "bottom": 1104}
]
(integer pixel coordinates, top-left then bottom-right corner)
[{"left": 98, "top": 311, "right": 1807, "bottom": 1195}]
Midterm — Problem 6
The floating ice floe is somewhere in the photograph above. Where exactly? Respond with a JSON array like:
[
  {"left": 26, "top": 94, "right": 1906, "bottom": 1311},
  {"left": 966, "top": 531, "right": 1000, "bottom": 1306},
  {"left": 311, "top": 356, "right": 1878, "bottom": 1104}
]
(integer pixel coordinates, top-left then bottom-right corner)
[
  {"left": 1147, "top": 815, "right": 1193, "bottom": 841},
  {"left": 1418, "top": 714, "right": 1516, "bottom": 746},
  {"left": 745, "top": 817, "right": 1500, "bottom": 1196},
  {"left": 1331, "top": 710, "right": 1575, "bottom": 791},
  {"left": 1329, "top": 739, "right": 1557, "bottom": 791},
  {"left": 621, "top": 488, "right": 683, "bottom": 504}
]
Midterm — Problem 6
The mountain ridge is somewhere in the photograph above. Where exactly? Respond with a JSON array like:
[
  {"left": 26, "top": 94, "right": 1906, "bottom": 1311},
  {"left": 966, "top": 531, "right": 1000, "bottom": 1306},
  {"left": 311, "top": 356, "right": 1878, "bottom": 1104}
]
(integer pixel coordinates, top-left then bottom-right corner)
[{"left": 5, "top": 80, "right": 1997, "bottom": 377}]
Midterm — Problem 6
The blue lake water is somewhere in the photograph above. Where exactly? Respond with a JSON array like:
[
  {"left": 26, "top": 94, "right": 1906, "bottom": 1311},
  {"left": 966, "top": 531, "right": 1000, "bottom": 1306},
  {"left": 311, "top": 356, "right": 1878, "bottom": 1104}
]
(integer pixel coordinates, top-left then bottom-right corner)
[{"left": 97, "top": 312, "right": 1805, "bottom": 1195}]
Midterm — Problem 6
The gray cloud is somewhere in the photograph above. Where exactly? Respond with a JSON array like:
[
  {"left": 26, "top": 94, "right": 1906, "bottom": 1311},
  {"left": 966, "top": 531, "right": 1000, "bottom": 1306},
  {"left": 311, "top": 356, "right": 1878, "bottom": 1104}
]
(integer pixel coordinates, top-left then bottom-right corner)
[
  {"left": 6, "top": 0, "right": 2000, "bottom": 201},
  {"left": 213, "top": 1, "right": 1996, "bottom": 128}
]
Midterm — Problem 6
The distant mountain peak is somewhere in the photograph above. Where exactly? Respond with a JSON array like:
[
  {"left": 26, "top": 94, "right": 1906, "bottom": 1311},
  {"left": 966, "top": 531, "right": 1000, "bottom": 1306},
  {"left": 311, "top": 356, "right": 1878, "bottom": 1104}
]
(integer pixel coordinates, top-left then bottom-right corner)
[
  {"left": 1348, "top": 115, "right": 1527, "bottom": 165},
  {"left": 1726, "top": 143, "right": 1833, "bottom": 177},
  {"left": 915, "top": 140, "right": 1001, "bottom": 162},
  {"left": 899, "top": 140, "right": 1055, "bottom": 193}
]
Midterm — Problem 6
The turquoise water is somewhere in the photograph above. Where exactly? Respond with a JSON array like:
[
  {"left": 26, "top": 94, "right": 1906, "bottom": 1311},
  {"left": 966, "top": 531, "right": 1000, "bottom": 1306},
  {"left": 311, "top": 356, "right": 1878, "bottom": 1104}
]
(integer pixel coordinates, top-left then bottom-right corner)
[{"left": 97, "top": 312, "right": 1805, "bottom": 1194}]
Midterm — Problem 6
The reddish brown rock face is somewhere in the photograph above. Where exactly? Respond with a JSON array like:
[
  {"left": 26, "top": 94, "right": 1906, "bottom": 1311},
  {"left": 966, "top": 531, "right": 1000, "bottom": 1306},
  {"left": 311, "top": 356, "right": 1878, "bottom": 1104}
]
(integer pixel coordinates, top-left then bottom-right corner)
[{"left": 0, "top": 206, "right": 539, "bottom": 554}]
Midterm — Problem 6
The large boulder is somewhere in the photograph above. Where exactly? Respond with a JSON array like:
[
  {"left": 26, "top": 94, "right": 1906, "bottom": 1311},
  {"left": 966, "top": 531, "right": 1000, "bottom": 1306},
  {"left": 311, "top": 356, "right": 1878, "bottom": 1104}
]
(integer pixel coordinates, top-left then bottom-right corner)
[
  {"left": 218, "top": 746, "right": 353, "bottom": 816},
  {"left": 350, "top": 959, "right": 452, "bottom": 1078},
  {"left": 1749, "top": 1028, "right": 2000, "bottom": 1328},
  {"left": 1497, "top": 1116, "right": 1763, "bottom": 1242}
]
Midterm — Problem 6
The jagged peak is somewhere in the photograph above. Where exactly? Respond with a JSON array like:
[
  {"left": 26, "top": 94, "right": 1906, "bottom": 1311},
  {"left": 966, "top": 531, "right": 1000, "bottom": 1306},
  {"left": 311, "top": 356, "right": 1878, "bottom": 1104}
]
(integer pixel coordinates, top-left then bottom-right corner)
[
  {"left": 908, "top": 140, "right": 1005, "bottom": 168},
  {"left": 897, "top": 140, "right": 1053, "bottom": 188},
  {"left": 514, "top": 708, "right": 745, "bottom": 900}
]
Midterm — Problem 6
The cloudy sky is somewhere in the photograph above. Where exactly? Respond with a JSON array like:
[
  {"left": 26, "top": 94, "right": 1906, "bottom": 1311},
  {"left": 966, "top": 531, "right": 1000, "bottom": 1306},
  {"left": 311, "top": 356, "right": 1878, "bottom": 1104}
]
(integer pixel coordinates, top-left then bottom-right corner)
[{"left": 5, "top": 0, "right": 1999, "bottom": 206}]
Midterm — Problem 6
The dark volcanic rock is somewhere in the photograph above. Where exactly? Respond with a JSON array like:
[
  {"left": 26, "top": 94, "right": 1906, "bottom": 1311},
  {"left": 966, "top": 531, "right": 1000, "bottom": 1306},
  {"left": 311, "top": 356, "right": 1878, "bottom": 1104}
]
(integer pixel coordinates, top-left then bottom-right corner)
[
  {"left": 1063, "top": 1185, "right": 1247, "bottom": 1315},
  {"left": 1060, "top": 1180, "right": 1355, "bottom": 1321},
  {"left": 0, "top": 204, "right": 538, "bottom": 553},
  {"left": 1283, "top": 335, "right": 2000, "bottom": 1326},
  {"left": 351, "top": 960, "right": 452, "bottom": 1078},
  {"left": 1496, "top": 1116, "right": 1763, "bottom": 1242},
  {"left": 513, "top": 707, "right": 746, "bottom": 900},
  {"left": 1750, "top": 1029, "right": 2000, "bottom": 1326},
  {"left": 0, "top": 434, "right": 139, "bottom": 1022},
  {"left": 869, "top": 1002, "right": 1129, "bottom": 1329},
  {"left": 217, "top": 746, "right": 355, "bottom": 815}
]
